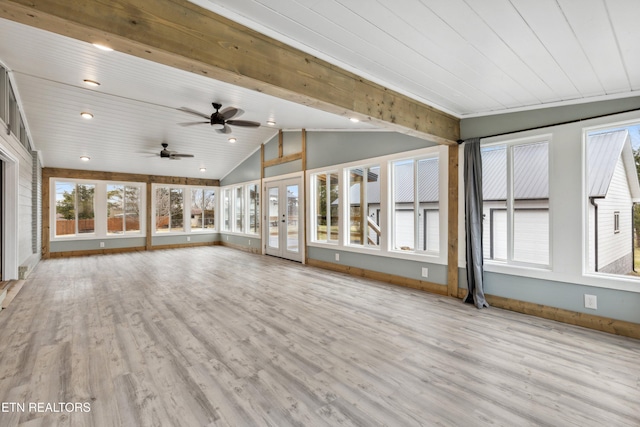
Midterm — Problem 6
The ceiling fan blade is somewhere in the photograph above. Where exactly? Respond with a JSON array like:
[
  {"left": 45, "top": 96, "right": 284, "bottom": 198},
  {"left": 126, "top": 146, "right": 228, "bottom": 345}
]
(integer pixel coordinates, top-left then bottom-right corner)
[
  {"left": 177, "top": 107, "right": 211, "bottom": 120},
  {"left": 171, "top": 153, "right": 195, "bottom": 158},
  {"left": 178, "top": 121, "right": 210, "bottom": 127},
  {"left": 227, "top": 120, "right": 260, "bottom": 127},
  {"left": 220, "top": 107, "right": 243, "bottom": 120},
  {"left": 216, "top": 124, "right": 232, "bottom": 134}
]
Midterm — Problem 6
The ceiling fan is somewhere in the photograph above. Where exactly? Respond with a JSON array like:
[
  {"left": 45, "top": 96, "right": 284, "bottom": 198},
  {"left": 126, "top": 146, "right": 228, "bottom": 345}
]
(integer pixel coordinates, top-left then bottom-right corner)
[
  {"left": 159, "top": 143, "right": 194, "bottom": 160},
  {"left": 178, "top": 102, "right": 261, "bottom": 134}
]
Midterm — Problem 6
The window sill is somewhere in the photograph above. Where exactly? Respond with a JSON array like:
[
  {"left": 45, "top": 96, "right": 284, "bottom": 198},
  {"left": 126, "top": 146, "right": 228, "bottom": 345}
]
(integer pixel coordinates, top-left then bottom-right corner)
[
  {"left": 51, "top": 233, "right": 145, "bottom": 241},
  {"left": 308, "top": 241, "right": 446, "bottom": 265}
]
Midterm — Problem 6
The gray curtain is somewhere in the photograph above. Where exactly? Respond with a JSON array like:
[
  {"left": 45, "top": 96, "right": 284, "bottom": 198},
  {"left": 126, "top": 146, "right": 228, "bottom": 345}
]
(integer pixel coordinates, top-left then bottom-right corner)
[{"left": 464, "top": 138, "right": 489, "bottom": 308}]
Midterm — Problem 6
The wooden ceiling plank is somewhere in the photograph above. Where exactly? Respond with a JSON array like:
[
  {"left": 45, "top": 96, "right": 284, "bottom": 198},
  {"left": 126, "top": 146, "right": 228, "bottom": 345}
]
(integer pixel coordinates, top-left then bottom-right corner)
[{"left": 0, "top": 0, "right": 459, "bottom": 143}]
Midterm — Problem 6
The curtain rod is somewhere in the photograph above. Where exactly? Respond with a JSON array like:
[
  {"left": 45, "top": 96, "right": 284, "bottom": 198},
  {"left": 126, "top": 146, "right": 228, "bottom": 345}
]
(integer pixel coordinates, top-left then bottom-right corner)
[{"left": 456, "top": 106, "right": 640, "bottom": 144}]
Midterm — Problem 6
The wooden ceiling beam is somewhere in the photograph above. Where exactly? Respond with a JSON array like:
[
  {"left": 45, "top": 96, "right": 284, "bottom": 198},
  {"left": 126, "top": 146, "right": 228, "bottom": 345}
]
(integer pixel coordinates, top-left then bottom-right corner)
[{"left": 0, "top": 0, "right": 459, "bottom": 144}]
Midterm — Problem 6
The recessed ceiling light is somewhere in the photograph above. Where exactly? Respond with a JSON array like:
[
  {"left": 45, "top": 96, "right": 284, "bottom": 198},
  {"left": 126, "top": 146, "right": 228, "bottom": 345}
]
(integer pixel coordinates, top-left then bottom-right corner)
[
  {"left": 92, "top": 43, "right": 113, "bottom": 52},
  {"left": 228, "top": 137, "right": 237, "bottom": 143},
  {"left": 199, "top": 167, "right": 206, "bottom": 172},
  {"left": 80, "top": 112, "right": 94, "bottom": 119},
  {"left": 83, "top": 79, "right": 100, "bottom": 87},
  {"left": 267, "top": 120, "right": 276, "bottom": 126},
  {"left": 80, "top": 156, "right": 91, "bottom": 161},
  {"left": 349, "top": 117, "right": 360, "bottom": 123}
]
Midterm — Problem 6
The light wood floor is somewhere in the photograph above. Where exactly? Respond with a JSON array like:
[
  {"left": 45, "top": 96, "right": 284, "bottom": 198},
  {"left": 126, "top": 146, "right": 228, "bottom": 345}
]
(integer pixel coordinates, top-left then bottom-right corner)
[{"left": 0, "top": 247, "right": 638, "bottom": 426}]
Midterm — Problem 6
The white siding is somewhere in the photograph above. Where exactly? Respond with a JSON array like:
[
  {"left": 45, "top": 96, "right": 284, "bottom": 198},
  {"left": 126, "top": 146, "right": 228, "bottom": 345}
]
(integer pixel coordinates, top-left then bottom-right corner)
[
  {"left": 513, "top": 209, "right": 549, "bottom": 264},
  {"left": 0, "top": 128, "right": 35, "bottom": 271},
  {"left": 394, "top": 209, "right": 413, "bottom": 250},
  {"left": 595, "top": 156, "right": 633, "bottom": 270}
]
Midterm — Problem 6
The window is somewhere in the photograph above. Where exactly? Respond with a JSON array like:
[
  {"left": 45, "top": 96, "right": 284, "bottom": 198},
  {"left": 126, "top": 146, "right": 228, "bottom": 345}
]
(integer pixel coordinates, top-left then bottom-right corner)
[
  {"left": 54, "top": 182, "right": 95, "bottom": 236},
  {"left": 52, "top": 179, "right": 145, "bottom": 239},
  {"left": 191, "top": 188, "right": 215, "bottom": 231},
  {"left": 347, "top": 165, "right": 381, "bottom": 247},
  {"left": 481, "top": 139, "right": 549, "bottom": 266},
  {"left": 154, "top": 186, "right": 184, "bottom": 232},
  {"left": 222, "top": 188, "right": 231, "bottom": 231},
  {"left": 107, "top": 185, "right": 141, "bottom": 234},
  {"left": 0, "top": 66, "right": 6, "bottom": 123},
  {"left": 585, "top": 125, "right": 640, "bottom": 276},
  {"left": 391, "top": 156, "right": 439, "bottom": 254},
  {"left": 220, "top": 181, "right": 260, "bottom": 235},
  {"left": 235, "top": 186, "right": 244, "bottom": 232},
  {"left": 248, "top": 183, "right": 260, "bottom": 235},
  {"left": 312, "top": 172, "right": 339, "bottom": 243}
]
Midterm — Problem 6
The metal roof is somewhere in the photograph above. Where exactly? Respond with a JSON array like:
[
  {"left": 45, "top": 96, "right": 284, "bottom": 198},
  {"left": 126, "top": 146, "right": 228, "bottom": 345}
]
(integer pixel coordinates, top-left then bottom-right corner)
[
  {"left": 587, "top": 129, "right": 628, "bottom": 198},
  {"left": 349, "top": 159, "right": 439, "bottom": 205},
  {"left": 481, "top": 143, "right": 549, "bottom": 200}
]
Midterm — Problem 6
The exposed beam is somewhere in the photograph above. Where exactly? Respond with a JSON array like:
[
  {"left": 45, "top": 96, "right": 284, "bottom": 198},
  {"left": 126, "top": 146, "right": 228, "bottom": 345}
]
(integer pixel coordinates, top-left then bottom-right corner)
[{"left": 0, "top": 0, "right": 459, "bottom": 144}]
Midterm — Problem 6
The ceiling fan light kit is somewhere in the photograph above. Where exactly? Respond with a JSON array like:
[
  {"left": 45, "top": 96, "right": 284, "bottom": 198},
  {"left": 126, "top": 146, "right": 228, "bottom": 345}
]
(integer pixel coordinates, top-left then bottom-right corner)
[
  {"left": 178, "top": 102, "right": 261, "bottom": 134},
  {"left": 160, "top": 142, "right": 194, "bottom": 160}
]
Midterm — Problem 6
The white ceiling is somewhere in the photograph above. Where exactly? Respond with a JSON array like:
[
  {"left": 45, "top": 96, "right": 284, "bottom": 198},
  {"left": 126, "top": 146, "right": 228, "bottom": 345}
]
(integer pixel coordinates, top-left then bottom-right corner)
[
  {"left": 195, "top": 0, "right": 640, "bottom": 117},
  {"left": 2, "top": 0, "right": 640, "bottom": 179}
]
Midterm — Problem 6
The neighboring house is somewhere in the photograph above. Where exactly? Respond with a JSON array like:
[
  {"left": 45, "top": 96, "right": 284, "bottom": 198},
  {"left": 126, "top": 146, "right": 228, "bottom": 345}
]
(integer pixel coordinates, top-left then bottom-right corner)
[
  {"left": 587, "top": 130, "right": 640, "bottom": 274},
  {"left": 478, "top": 130, "right": 640, "bottom": 273}
]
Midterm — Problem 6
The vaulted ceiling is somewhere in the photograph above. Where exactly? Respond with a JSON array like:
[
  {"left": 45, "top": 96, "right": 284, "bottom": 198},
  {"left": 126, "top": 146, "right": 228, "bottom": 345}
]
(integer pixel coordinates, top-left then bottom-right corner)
[{"left": 1, "top": 0, "right": 638, "bottom": 179}]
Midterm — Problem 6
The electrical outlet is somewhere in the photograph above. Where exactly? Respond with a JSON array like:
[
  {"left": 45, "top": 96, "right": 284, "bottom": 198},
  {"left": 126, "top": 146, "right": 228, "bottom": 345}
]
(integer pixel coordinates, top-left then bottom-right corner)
[
  {"left": 584, "top": 294, "right": 598, "bottom": 310},
  {"left": 226, "top": 235, "right": 229, "bottom": 241},
  {"left": 421, "top": 267, "right": 429, "bottom": 278},
  {"left": 187, "top": 236, "right": 191, "bottom": 242},
  {"left": 99, "top": 242, "right": 105, "bottom": 248},
  {"left": 248, "top": 240, "right": 251, "bottom": 246},
  {"left": 335, "top": 253, "right": 340, "bottom": 261}
]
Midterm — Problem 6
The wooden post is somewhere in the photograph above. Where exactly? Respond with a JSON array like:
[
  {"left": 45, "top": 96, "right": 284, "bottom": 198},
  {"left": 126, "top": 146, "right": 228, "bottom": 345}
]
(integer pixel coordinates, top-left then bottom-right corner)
[{"left": 447, "top": 145, "right": 459, "bottom": 297}]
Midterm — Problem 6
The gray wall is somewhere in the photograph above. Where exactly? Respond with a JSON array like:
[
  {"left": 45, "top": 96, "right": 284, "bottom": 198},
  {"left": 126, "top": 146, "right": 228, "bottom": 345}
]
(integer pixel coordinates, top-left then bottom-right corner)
[
  {"left": 222, "top": 149, "right": 261, "bottom": 186},
  {"left": 461, "top": 96, "right": 640, "bottom": 140},
  {"left": 307, "top": 131, "right": 437, "bottom": 170},
  {"left": 309, "top": 247, "right": 447, "bottom": 285}
]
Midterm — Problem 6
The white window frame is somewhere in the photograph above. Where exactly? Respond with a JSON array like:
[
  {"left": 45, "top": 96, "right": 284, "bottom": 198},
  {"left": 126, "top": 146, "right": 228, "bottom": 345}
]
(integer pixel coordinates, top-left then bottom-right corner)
[
  {"left": 51, "top": 178, "right": 146, "bottom": 241},
  {"left": 189, "top": 187, "right": 217, "bottom": 233},
  {"left": 346, "top": 164, "right": 382, "bottom": 249},
  {"left": 151, "top": 183, "right": 217, "bottom": 235},
  {"left": 481, "top": 135, "right": 551, "bottom": 270},
  {"left": 307, "top": 145, "right": 447, "bottom": 264},
  {"left": 310, "top": 170, "right": 341, "bottom": 245},
  {"left": 220, "top": 180, "right": 261, "bottom": 237},
  {"left": 390, "top": 155, "right": 441, "bottom": 256}
]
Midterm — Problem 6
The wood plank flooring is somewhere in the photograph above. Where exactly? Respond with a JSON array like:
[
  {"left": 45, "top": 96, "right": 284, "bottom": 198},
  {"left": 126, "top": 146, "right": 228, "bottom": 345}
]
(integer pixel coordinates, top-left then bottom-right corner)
[{"left": 0, "top": 247, "right": 638, "bottom": 426}]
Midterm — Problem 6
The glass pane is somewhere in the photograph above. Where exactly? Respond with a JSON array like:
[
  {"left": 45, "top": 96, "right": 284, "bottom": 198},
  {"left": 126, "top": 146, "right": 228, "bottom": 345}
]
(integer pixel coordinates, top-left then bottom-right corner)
[
  {"left": 170, "top": 188, "right": 183, "bottom": 231},
  {"left": 223, "top": 189, "right": 231, "bottom": 231},
  {"left": 55, "top": 182, "right": 76, "bottom": 236},
  {"left": 314, "top": 174, "right": 328, "bottom": 242},
  {"left": 513, "top": 142, "right": 549, "bottom": 264},
  {"left": 417, "top": 158, "right": 439, "bottom": 253},
  {"left": 393, "top": 160, "right": 414, "bottom": 251},
  {"left": 156, "top": 187, "right": 170, "bottom": 232},
  {"left": 287, "top": 185, "right": 299, "bottom": 252},
  {"left": 248, "top": 184, "right": 259, "bottom": 234},
  {"left": 329, "top": 173, "right": 339, "bottom": 242},
  {"left": 191, "top": 189, "right": 204, "bottom": 231},
  {"left": 8, "top": 84, "right": 17, "bottom": 137},
  {"left": 235, "top": 186, "right": 244, "bottom": 232},
  {"left": 367, "top": 166, "right": 381, "bottom": 247},
  {"left": 481, "top": 146, "right": 507, "bottom": 260},
  {"left": 0, "top": 68, "right": 6, "bottom": 122},
  {"left": 107, "top": 185, "right": 124, "bottom": 235},
  {"left": 268, "top": 187, "right": 279, "bottom": 249},
  {"left": 77, "top": 184, "right": 95, "bottom": 234},
  {"left": 491, "top": 210, "right": 507, "bottom": 261},
  {"left": 203, "top": 190, "right": 215, "bottom": 229},
  {"left": 348, "top": 168, "right": 364, "bottom": 245},
  {"left": 125, "top": 186, "right": 141, "bottom": 233}
]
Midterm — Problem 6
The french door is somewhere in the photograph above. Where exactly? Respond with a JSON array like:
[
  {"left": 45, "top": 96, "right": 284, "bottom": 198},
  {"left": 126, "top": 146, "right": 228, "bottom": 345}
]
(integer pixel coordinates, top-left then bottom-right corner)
[{"left": 264, "top": 176, "right": 303, "bottom": 262}]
